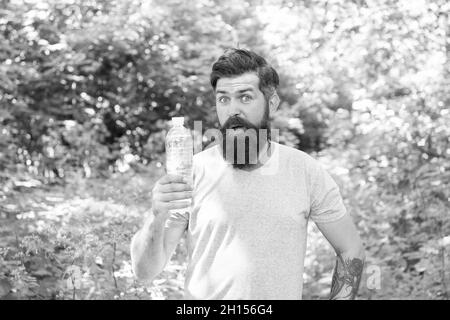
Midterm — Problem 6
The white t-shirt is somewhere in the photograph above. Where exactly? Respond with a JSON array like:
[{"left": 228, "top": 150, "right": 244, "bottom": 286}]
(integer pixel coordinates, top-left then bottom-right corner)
[{"left": 166, "top": 142, "right": 347, "bottom": 299}]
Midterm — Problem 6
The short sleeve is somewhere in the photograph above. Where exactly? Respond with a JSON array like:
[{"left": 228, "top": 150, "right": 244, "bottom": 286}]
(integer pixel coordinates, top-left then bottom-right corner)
[{"left": 308, "top": 162, "right": 347, "bottom": 224}]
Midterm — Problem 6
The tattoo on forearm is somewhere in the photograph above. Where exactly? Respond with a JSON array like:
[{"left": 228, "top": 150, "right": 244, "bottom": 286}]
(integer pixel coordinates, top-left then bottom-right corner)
[{"left": 329, "top": 256, "right": 364, "bottom": 300}]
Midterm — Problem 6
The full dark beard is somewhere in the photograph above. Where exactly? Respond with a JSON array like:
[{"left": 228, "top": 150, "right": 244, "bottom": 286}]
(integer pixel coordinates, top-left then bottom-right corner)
[{"left": 219, "top": 106, "right": 271, "bottom": 169}]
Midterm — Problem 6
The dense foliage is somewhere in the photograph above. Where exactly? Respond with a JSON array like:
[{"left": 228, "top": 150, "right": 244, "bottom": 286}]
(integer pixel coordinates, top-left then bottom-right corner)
[{"left": 1, "top": 0, "right": 449, "bottom": 299}]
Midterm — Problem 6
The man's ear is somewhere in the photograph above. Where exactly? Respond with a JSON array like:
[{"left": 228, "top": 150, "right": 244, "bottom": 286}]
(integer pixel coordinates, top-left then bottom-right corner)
[{"left": 268, "top": 92, "right": 280, "bottom": 114}]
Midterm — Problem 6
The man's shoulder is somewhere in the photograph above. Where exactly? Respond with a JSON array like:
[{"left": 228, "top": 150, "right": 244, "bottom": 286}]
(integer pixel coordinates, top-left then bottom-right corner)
[
  {"left": 275, "top": 142, "right": 319, "bottom": 168},
  {"left": 275, "top": 143, "right": 332, "bottom": 187}
]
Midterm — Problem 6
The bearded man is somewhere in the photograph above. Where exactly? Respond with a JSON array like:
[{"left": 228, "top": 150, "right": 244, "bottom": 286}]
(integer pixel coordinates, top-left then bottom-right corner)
[{"left": 131, "top": 48, "right": 365, "bottom": 300}]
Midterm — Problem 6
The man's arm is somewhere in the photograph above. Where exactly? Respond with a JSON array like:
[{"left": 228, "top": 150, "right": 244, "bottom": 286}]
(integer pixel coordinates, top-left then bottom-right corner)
[
  {"left": 316, "top": 214, "right": 365, "bottom": 300},
  {"left": 130, "top": 174, "right": 192, "bottom": 282},
  {"left": 130, "top": 211, "right": 186, "bottom": 282}
]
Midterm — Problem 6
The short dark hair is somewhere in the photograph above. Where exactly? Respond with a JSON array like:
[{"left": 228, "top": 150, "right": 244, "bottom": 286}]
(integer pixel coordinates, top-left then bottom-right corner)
[{"left": 210, "top": 48, "right": 279, "bottom": 100}]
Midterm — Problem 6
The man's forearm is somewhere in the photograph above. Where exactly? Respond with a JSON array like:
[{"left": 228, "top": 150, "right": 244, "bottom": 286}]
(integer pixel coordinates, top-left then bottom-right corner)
[
  {"left": 130, "top": 213, "right": 167, "bottom": 282},
  {"left": 329, "top": 249, "right": 365, "bottom": 300}
]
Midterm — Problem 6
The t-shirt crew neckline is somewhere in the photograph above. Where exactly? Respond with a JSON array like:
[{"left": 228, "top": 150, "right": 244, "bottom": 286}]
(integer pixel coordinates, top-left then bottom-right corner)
[{"left": 215, "top": 141, "right": 279, "bottom": 175}]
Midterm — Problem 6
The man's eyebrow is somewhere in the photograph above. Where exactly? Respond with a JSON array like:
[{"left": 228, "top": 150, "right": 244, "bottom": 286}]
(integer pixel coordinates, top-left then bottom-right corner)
[
  {"left": 237, "top": 88, "right": 255, "bottom": 94},
  {"left": 215, "top": 90, "right": 229, "bottom": 95},
  {"left": 215, "top": 87, "right": 255, "bottom": 95}
]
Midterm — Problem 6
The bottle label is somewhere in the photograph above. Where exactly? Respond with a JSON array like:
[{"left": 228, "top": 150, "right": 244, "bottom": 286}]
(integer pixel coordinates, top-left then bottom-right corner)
[
  {"left": 166, "top": 135, "right": 193, "bottom": 179},
  {"left": 166, "top": 131, "right": 193, "bottom": 215}
]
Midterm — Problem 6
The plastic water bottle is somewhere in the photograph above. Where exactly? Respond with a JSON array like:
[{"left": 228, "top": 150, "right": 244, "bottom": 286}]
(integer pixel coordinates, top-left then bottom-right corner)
[{"left": 165, "top": 116, "right": 193, "bottom": 213}]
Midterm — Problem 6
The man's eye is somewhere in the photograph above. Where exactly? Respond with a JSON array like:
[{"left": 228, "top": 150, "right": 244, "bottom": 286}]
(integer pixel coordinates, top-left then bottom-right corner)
[
  {"left": 218, "top": 96, "right": 229, "bottom": 103},
  {"left": 241, "top": 95, "right": 252, "bottom": 103}
]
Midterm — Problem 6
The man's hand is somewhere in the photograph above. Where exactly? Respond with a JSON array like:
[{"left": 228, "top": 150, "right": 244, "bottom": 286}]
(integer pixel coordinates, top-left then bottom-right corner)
[{"left": 151, "top": 174, "right": 193, "bottom": 220}]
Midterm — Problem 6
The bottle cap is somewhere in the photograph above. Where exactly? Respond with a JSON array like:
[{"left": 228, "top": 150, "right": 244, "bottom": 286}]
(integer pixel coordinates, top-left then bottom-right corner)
[{"left": 171, "top": 117, "right": 184, "bottom": 126}]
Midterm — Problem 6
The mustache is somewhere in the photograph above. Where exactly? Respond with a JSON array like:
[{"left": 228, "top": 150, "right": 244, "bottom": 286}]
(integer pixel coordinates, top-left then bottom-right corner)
[{"left": 221, "top": 116, "right": 256, "bottom": 130}]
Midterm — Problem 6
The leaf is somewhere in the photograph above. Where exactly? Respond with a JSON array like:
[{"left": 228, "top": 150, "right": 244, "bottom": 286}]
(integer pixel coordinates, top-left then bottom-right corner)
[
  {"left": 0, "top": 279, "right": 12, "bottom": 298},
  {"left": 32, "top": 268, "right": 52, "bottom": 277}
]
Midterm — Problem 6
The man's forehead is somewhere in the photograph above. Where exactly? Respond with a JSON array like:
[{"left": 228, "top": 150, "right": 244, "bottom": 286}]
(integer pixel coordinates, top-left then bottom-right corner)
[{"left": 215, "top": 73, "right": 260, "bottom": 93}]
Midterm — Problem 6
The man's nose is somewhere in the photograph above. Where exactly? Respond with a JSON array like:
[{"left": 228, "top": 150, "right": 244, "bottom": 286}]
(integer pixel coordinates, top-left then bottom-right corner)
[{"left": 227, "top": 99, "right": 242, "bottom": 117}]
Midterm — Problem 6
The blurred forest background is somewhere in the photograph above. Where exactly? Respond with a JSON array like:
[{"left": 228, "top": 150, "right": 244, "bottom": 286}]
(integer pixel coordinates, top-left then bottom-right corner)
[{"left": 0, "top": 0, "right": 449, "bottom": 300}]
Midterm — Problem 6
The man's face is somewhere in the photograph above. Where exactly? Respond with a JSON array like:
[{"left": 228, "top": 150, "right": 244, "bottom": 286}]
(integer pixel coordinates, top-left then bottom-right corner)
[
  {"left": 215, "top": 72, "right": 270, "bottom": 168},
  {"left": 215, "top": 72, "right": 267, "bottom": 131}
]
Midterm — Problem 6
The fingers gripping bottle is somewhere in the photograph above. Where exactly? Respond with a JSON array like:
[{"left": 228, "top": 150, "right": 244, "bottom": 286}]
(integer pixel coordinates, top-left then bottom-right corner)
[{"left": 165, "top": 116, "right": 193, "bottom": 214}]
